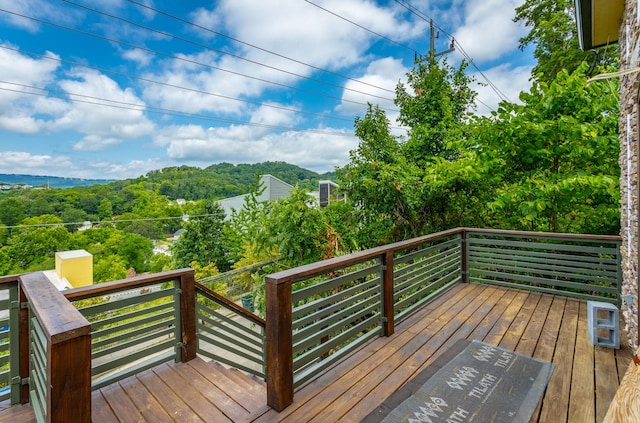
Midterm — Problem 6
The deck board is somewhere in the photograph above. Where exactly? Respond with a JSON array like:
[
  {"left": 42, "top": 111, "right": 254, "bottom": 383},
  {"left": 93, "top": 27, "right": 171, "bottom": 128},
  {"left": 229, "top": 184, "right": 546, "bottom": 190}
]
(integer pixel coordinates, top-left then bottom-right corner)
[{"left": 0, "top": 283, "right": 632, "bottom": 423}]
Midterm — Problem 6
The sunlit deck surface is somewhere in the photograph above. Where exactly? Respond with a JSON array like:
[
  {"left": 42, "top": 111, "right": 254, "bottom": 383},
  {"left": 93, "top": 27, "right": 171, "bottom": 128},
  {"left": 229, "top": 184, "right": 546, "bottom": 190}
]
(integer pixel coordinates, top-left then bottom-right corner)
[{"left": 1, "top": 283, "right": 633, "bottom": 422}]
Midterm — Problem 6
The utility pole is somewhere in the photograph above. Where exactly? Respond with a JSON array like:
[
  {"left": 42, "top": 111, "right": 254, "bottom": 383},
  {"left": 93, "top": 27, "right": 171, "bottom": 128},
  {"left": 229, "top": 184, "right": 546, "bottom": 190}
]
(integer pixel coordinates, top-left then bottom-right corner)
[
  {"left": 428, "top": 19, "right": 455, "bottom": 59},
  {"left": 414, "top": 19, "right": 456, "bottom": 63}
]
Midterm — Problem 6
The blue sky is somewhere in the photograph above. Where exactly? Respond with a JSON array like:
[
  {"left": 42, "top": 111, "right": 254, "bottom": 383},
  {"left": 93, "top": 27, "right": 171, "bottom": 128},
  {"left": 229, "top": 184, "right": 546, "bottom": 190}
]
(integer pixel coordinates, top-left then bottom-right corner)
[{"left": 0, "top": 0, "right": 535, "bottom": 180}]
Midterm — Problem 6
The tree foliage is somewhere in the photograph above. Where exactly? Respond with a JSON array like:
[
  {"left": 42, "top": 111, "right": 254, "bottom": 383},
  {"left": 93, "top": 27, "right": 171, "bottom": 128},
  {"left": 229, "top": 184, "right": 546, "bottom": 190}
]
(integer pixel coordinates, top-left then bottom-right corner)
[
  {"left": 474, "top": 63, "right": 620, "bottom": 233},
  {"left": 514, "top": 0, "right": 616, "bottom": 83}
]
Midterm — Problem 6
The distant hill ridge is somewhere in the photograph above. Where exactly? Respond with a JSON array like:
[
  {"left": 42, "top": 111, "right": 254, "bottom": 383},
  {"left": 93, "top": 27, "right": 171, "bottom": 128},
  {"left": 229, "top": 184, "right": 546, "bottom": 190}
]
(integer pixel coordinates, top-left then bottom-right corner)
[
  {"left": 0, "top": 173, "right": 115, "bottom": 189},
  {"left": 0, "top": 162, "right": 337, "bottom": 191}
]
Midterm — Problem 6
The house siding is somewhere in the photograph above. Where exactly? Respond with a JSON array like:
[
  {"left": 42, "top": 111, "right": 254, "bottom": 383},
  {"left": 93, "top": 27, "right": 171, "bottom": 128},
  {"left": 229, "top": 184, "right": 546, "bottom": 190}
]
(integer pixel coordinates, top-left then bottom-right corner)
[{"left": 619, "top": 0, "right": 640, "bottom": 349}]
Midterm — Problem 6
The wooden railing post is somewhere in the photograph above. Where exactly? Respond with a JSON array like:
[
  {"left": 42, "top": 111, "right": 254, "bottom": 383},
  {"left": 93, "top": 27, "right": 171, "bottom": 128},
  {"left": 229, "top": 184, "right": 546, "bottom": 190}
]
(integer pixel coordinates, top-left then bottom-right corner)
[
  {"left": 265, "top": 275, "right": 293, "bottom": 411},
  {"left": 18, "top": 285, "right": 29, "bottom": 404},
  {"left": 461, "top": 229, "right": 469, "bottom": 284},
  {"left": 382, "top": 251, "right": 395, "bottom": 336},
  {"left": 21, "top": 272, "right": 91, "bottom": 423},
  {"left": 180, "top": 269, "right": 197, "bottom": 362}
]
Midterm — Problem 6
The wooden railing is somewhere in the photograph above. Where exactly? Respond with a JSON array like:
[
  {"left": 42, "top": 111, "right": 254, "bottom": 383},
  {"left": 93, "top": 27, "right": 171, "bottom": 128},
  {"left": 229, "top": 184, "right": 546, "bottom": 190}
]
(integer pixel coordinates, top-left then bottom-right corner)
[
  {"left": 0, "top": 228, "right": 623, "bottom": 419},
  {"left": 20, "top": 272, "right": 91, "bottom": 423},
  {"left": 195, "top": 282, "right": 266, "bottom": 378},
  {"left": 63, "top": 269, "right": 196, "bottom": 390},
  {"left": 465, "top": 229, "right": 622, "bottom": 306},
  {"left": 263, "top": 228, "right": 622, "bottom": 410},
  {"left": 0, "top": 275, "right": 19, "bottom": 404}
]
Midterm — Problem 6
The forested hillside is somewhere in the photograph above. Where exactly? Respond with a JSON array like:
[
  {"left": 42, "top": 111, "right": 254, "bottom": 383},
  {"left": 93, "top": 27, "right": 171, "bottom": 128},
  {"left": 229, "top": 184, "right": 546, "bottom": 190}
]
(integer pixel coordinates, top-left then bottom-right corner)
[{"left": 0, "top": 1, "right": 622, "bottom": 297}]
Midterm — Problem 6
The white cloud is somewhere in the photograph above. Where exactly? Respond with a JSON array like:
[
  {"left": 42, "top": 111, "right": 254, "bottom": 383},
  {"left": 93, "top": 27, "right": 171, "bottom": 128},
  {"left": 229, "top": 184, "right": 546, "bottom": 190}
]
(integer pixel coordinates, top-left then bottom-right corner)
[
  {"left": 122, "top": 48, "right": 154, "bottom": 67},
  {"left": 453, "top": 0, "right": 527, "bottom": 63},
  {"left": 338, "top": 57, "right": 406, "bottom": 116},
  {"left": 0, "top": 151, "right": 73, "bottom": 174},
  {"left": 472, "top": 63, "right": 532, "bottom": 114},
  {"left": 154, "top": 122, "right": 356, "bottom": 173}
]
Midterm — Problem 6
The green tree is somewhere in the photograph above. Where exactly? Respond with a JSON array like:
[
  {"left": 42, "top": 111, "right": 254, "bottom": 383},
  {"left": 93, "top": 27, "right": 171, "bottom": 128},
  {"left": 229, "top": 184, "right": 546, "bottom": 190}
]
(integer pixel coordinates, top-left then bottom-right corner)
[
  {"left": 514, "top": 0, "right": 616, "bottom": 83},
  {"left": 395, "top": 57, "right": 476, "bottom": 164},
  {"left": 7, "top": 215, "right": 72, "bottom": 270},
  {"left": 98, "top": 198, "right": 113, "bottom": 220},
  {"left": 0, "top": 198, "right": 26, "bottom": 227},
  {"left": 94, "top": 255, "right": 128, "bottom": 282},
  {"left": 473, "top": 63, "right": 620, "bottom": 234},
  {"left": 172, "top": 200, "right": 230, "bottom": 271}
]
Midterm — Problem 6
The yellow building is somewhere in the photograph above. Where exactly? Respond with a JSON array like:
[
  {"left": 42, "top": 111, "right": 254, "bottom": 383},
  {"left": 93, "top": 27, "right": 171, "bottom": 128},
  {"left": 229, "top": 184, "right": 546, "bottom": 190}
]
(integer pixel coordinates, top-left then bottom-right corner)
[{"left": 53, "top": 250, "right": 93, "bottom": 288}]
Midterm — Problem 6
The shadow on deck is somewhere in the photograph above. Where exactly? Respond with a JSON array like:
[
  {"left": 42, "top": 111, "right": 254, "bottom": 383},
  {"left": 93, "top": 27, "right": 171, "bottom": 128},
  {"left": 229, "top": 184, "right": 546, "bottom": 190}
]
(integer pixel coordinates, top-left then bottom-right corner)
[{"left": 1, "top": 283, "right": 632, "bottom": 423}]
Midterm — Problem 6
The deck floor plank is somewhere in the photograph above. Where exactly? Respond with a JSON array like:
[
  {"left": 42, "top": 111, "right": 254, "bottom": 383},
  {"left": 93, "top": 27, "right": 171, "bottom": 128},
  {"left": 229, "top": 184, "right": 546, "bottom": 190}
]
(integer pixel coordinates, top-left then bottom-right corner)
[
  {"left": 0, "top": 283, "right": 632, "bottom": 423},
  {"left": 317, "top": 285, "right": 502, "bottom": 423},
  {"left": 136, "top": 367, "right": 206, "bottom": 423},
  {"left": 539, "top": 298, "right": 580, "bottom": 423},
  {"left": 91, "top": 390, "right": 119, "bottom": 423},
  {"left": 595, "top": 342, "right": 621, "bottom": 422},
  {"left": 118, "top": 376, "right": 175, "bottom": 423},
  {"left": 152, "top": 362, "right": 233, "bottom": 423},
  {"left": 568, "top": 301, "right": 596, "bottom": 423},
  {"left": 100, "top": 378, "right": 146, "bottom": 423}
]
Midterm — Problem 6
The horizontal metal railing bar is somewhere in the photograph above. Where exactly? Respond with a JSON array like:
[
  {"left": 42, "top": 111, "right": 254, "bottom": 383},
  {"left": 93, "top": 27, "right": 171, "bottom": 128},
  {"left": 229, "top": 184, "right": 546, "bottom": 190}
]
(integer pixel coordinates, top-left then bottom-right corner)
[
  {"left": 205, "top": 307, "right": 263, "bottom": 341},
  {"left": 196, "top": 346, "right": 265, "bottom": 378},
  {"left": 293, "top": 327, "right": 381, "bottom": 387},
  {"left": 197, "top": 308, "right": 264, "bottom": 348},
  {"left": 76, "top": 288, "right": 173, "bottom": 318},
  {"left": 92, "top": 319, "right": 173, "bottom": 351},
  {"left": 468, "top": 243, "right": 619, "bottom": 266},
  {"left": 200, "top": 337, "right": 264, "bottom": 366},
  {"left": 91, "top": 309, "right": 174, "bottom": 340},
  {"left": 293, "top": 294, "right": 380, "bottom": 343},
  {"left": 470, "top": 269, "right": 618, "bottom": 295},
  {"left": 30, "top": 370, "right": 46, "bottom": 422},
  {"left": 394, "top": 280, "right": 460, "bottom": 324},
  {"left": 292, "top": 277, "right": 379, "bottom": 322},
  {"left": 467, "top": 236, "right": 619, "bottom": 256},
  {"left": 267, "top": 228, "right": 464, "bottom": 285},
  {"left": 195, "top": 282, "right": 265, "bottom": 327},
  {"left": 293, "top": 302, "right": 380, "bottom": 358},
  {"left": 394, "top": 255, "right": 459, "bottom": 297},
  {"left": 91, "top": 351, "right": 175, "bottom": 390},
  {"left": 468, "top": 248, "right": 618, "bottom": 275},
  {"left": 394, "top": 258, "right": 459, "bottom": 300},
  {"left": 394, "top": 245, "right": 460, "bottom": 280},
  {"left": 206, "top": 321, "right": 264, "bottom": 355},
  {"left": 92, "top": 338, "right": 174, "bottom": 377},
  {"left": 85, "top": 300, "right": 174, "bottom": 331},
  {"left": 291, "top": 263, "right": 380, "bottom": 304},
  {"left": 469, "top": 257, "right": 617, "bottom": 285},
  {"left": 394, "top": 238, "right": 461, "bottom": 266},
  {"left": 198, "top": 260, "right": 273, "bottom": 285},
  {"left": 292, "top": 285, "right": 379, "bottom": 333},
  {"left": 92, "top": 327, "right": 174, "bottom": 361},
  {"left": 468, "top": 277, "right": 619, "bottom": 304},
  {"left": 395, "top": 271, "right": 460, "bottom": 313},
  {"left": 293, "top": 312, "right": 379, "bottom": 371},
  {"left": 198, "top": 322, "right": 264, "bottom": 358}
]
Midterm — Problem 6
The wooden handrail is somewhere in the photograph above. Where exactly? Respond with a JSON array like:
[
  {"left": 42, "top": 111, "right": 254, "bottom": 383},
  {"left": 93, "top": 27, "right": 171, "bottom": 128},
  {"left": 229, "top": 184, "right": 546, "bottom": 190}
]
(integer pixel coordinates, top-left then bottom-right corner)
[
  {"left": 262, "top": 227, "right": 623, "bottom": 411},
  {"left": 63, "top": 268, "right": 194, "bottom": 301},
  {"left": 195, "top": 282, "right": 266, "bottom": 327},
  {"left": 266, "top": 228, "right": 464, "bottom": 285},
  {"left": 20, "top": 272, "right": 92, "bottom": 423}
]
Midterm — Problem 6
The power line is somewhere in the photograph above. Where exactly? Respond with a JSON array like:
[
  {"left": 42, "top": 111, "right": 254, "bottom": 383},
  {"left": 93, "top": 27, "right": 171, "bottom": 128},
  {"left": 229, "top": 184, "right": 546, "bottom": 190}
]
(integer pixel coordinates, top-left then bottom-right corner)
[
  {"left": 126, "top": 0, "right": 397, "bottom": 95},
  {"left": 0, "top": 9, "right": 398, "bottom": 111},
  {"left": 0, "top": 213, "right": 219, "bottom": 230},
  {"left": 0, "top": 83, "right": 358, "bottom": 137},
  {"left": 393, "top": 0, "right": 510, "bottom": 105},
  {"left": 303, "top": 0, "right": 417, "bottom": 54},
  {"left": 61, "top": 0, "right": 396, "bottom": 101}
]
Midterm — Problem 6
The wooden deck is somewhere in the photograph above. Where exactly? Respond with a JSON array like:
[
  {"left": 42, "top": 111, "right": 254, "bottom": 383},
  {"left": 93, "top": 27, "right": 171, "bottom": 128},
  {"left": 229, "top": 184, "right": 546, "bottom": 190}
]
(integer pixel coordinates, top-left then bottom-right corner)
[{"left": 1, "top": 283, "right": 634, "bottom": 422}]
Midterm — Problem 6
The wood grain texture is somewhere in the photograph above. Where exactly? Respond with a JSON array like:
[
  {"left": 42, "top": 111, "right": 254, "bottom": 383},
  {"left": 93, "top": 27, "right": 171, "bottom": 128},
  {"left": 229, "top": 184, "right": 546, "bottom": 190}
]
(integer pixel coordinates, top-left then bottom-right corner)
[{"left": 603, "top": 350, "right": 640, "bottom": 423}]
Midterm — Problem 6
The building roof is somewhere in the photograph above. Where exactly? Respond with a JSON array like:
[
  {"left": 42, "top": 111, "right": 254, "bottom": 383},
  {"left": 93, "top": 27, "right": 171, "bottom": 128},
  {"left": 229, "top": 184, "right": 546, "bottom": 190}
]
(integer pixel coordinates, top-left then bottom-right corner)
[{"left": 575, "top": 0, "right": 624, "bottom": 50}]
